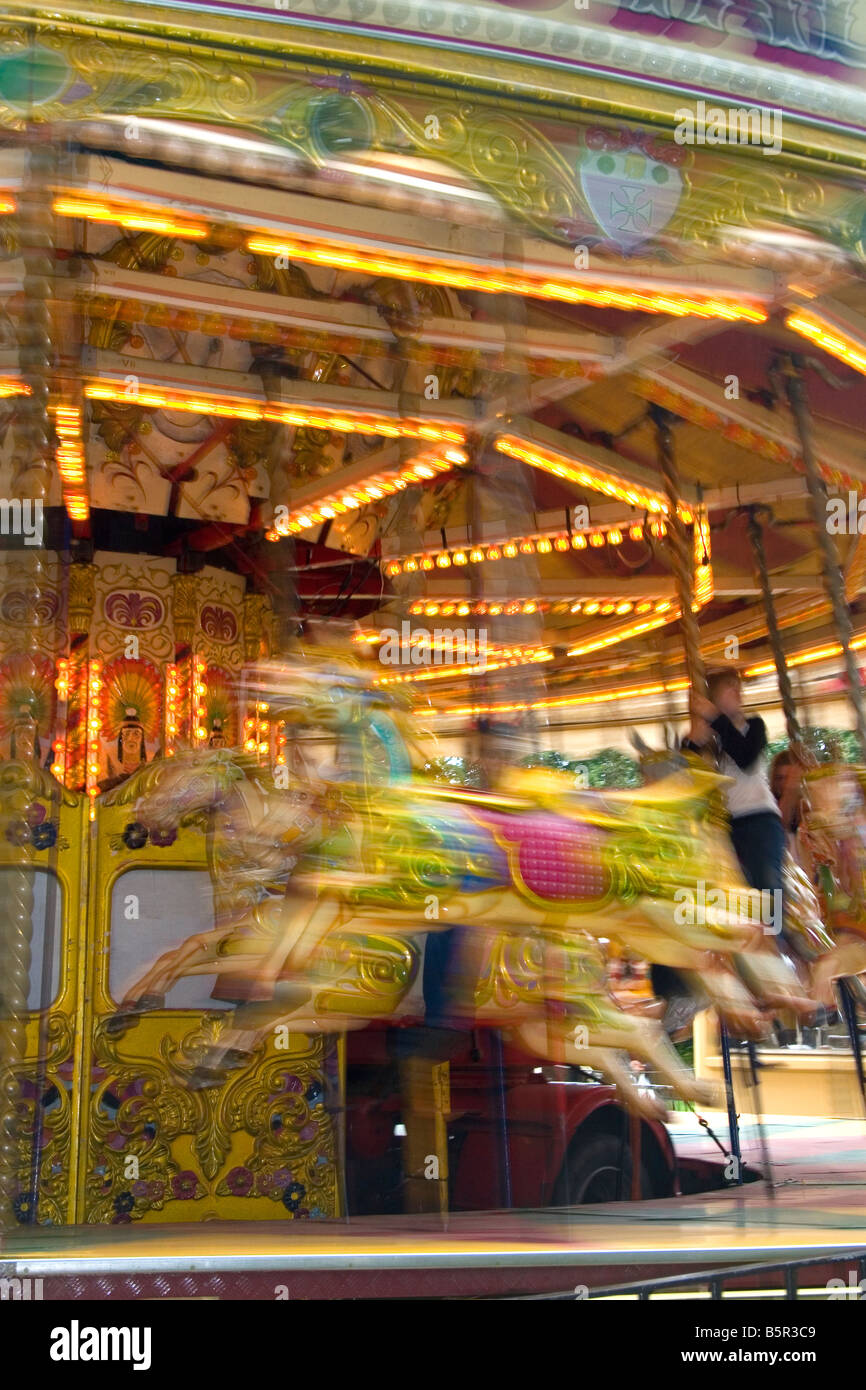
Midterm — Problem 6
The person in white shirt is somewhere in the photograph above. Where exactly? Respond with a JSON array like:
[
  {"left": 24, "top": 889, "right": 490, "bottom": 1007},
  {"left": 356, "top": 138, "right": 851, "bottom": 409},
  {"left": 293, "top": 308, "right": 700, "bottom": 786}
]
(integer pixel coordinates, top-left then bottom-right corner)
[{"left": 682, "top": 668, "right": 784, "bottom": 915}]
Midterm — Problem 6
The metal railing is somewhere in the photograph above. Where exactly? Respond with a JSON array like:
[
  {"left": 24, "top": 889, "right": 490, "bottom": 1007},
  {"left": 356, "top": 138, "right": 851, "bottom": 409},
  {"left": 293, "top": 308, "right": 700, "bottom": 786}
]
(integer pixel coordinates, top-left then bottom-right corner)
[{"left": 493, "top": 1249, "right": 866, "bottom": 1300}]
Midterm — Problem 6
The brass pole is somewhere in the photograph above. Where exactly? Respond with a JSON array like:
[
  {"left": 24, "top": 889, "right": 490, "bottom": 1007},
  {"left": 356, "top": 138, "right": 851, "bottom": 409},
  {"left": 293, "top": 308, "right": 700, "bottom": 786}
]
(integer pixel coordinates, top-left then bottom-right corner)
[
  {"left": 650, "top": 405, "right": 708, "bottom": 706},
  {"left": 780, "top": 355, "right": 866, "bottom": 757},
  {"left": 652, "top": 406, "right": 748, "bottom": 1172},
  {"left": 745, "top": 506, "right": 804, "bottom": 750}
]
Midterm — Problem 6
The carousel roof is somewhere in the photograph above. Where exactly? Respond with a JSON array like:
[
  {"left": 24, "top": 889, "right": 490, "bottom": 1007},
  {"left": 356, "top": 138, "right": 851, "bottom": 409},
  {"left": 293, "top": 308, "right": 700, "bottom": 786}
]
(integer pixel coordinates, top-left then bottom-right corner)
[{"left": 1, "top": 4, "right": 865, "bottom": 733}]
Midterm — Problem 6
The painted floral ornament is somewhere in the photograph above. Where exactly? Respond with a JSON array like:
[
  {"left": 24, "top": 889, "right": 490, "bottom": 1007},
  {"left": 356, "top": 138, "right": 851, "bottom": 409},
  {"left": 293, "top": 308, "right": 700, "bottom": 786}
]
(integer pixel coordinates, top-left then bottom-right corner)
[
  {"left": 4, "top": 802, "right": 66, "bottom": 850},
  {"left": 149, "top": 826, "right": 177, "bottom": 847},
  {"left": 121, "top": 822, "right": 149, "bottom": 850}
]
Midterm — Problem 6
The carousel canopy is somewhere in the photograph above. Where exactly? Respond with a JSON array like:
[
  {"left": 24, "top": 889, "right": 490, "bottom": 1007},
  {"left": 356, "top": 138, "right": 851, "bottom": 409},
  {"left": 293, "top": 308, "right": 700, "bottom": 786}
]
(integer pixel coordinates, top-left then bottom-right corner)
[{"left": 0, "top": 0, "right": 865, "bottom": 738}]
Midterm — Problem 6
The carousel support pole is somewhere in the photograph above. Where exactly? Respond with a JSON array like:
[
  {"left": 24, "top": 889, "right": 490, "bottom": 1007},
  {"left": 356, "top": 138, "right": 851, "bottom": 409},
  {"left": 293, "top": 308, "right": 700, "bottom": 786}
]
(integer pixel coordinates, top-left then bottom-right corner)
[
  {"left": 745, "top": 504, "right": 866, "bottom": 1108},
  {"left": 779, "top": 356, "right": 866, "bottom": 1109},
  {"left": 780, "top": 355, "right": 866, "bottom": 757},
  {"left": 837, "top": 979, "right": 866, "bottom": 1115},
  {"left": 0, "top": 133, "right": 56, "bottom": 1228},
  {"left": 649, "top": 405, "right": 708, "bottom": 703},
  {"left": 744, "top": 503, "right": 805, "bottom": 1174},
  {"left": 651, "top": 404, "right": 746, "bottom": 1178},
  {"left": 718, "top": 1022, "right": 743, "bottom": 1186},
  {"left": 745, "top": 506, "right": 804, "bottom": 749}
]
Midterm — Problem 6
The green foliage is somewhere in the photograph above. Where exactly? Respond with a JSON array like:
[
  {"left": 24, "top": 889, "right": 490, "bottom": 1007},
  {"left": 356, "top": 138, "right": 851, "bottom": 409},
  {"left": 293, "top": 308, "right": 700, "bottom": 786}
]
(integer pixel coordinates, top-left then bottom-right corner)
[
  {"left": 521, "top": 747, "right": 641, "bottom": 789},
  {"left": 768, "top": 726, "right": 861, "bottom": 765},
  {"left": 519, "top": 750, "right": 572, "bottom": 773},
  {"left": 583, "top": 749, "right": 642, "bottom": 788},
  {"left": 423, "top": 755, "right": 484, "bottom": 788}
]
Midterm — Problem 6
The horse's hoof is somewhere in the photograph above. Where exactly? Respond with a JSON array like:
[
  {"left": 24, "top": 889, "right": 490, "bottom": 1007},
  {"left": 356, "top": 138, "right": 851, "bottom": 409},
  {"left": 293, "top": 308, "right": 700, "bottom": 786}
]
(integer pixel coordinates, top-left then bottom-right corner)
[
  {"left": 118, "top": 993, "right": 165, "bottom": 1017},
  {"left": 634, "top": 1093, "right": 668, "bottom": 1123},
  {"left": 104, "top": 1014, "right": 137, "bottom": 1039},
  {"left": 688, "top": 1081, "right": 720, "bottom": 1109},
  {"left": 230, "top": 986, "right": 311, "bottom": 1031},
  {"left": 188, "top": 1044, "right": 252, "bottom": 1083},
  {"left": 273, "top": 981, "right": 312, "bottom": 1008},
  {"left": 186, "top": 1066, "right": 227, "bottom": 1091},
  {"left": 221, "top": 1048, "right": 255, "bottom": 1071}
]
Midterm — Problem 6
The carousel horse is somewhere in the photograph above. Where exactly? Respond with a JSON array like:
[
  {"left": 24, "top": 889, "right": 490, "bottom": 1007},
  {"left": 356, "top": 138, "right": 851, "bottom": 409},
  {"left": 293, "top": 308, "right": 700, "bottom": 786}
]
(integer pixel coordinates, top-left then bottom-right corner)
[
  {"left": 114, "top": 660, "right": 823, "bottom": 1113},
  {"left": 122, "top": 751, "right": 734, "bottom": 1115},
  {"left": 106, "top": 743, "right": 339, "bottom": 1031},
  {"left": 797, "top": 762, "right": 866, "bottom": 1008}
]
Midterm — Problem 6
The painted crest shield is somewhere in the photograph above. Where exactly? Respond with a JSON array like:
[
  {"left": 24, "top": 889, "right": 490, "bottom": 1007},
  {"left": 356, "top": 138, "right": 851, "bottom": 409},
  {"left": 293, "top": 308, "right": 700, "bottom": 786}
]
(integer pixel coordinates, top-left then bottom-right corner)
[{"left": 579, "top": 143, "right": 684, "bottom": 251}]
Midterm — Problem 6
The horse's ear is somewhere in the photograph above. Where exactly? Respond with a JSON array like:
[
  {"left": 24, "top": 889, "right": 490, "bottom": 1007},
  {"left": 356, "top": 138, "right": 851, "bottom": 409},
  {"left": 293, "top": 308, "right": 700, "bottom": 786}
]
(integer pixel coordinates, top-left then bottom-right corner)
[{"left": 629, "top": 730, "right": 650, "bottom": 755}]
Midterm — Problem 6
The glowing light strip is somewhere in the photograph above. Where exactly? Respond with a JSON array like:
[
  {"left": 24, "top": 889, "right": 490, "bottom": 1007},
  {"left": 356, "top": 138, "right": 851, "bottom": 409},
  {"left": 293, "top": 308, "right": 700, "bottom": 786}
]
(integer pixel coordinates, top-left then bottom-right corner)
[
  {"left": 0, "top": 196, "right": 16, "bottom": 214},
  {"left": 564, "top": 540, "right": 710, "bottom": 658},
  {"left": 786, "top": 312, "right": 866, "bottom": 378},
  {"left": 36, "top": 191, "right": 767, "bottom": 322},
  {"left": 52, "top": 404, "right": 89, "bottom": 523},
  {"left": 407, "top": 598, "right": 671, "bottom": 618},
  {"left": 275, "top": 719, "right": 287, "bottom": 768},
  {"left": 701, "top": 599, "right": 828, "bottom": 660},
  {"left": 270, "top": 445, "right": 468, "bottom": 537},
  {"left": 164, "top": 662, "right": 179, "bottom": 757},
  {"left": 84, "top": 382, "right": 466, "bottom": 444},
  {"left": 85, "top": 659, "right": 102, "bottom": 817},
  {"left": 53, "top": 197, "right": 206, "bottom": 240},
  {"left": 375, "top": 651, "right": 554, "bottom": 686},
  {"left": 385, "top": 518, "right": 669, "bottom": 575},
  {"left": 693, "top": 507, "right": 713, "bottom": 608},
  {"left": 494, "top": 435, "right": 675, "bottom": 514},
  {"left": 633, "top": 373, "right": 862, "bottom": 495},
  {"left": 247, "top": 235, "right": 766, "bottom": 322},
  {"left": 192, "top": 657, "right": 208, "bottom": 743},
  {"left": 744, "top": 634, "right": 866, "bottom": 678},
  {"left": 566, "top": 609, "right": 677, "bottom": 657},
  {"left": 0, "top": 380, "right": 29, "bottom": 398},
  {"left": 52, "top": 658, "right": 69, "bottom": 783},
  {"left": 430, "top": 679, "right": 691, "bottom": 719},
  {"left": 244, "top": 701, "right": 271, "bottom": 759}
]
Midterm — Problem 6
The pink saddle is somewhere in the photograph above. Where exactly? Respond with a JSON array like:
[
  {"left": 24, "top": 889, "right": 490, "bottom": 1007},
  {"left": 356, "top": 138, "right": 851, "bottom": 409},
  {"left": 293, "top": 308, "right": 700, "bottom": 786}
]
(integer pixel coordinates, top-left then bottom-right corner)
[{"left": 474, "top": 809, "right": 610, "bottom": 905}]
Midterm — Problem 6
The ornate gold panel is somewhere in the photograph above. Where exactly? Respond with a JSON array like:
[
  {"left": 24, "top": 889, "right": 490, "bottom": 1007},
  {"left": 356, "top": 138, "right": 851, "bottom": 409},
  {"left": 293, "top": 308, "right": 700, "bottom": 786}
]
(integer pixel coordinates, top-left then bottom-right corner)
[
  {"left": 0, "top": 14, "right": 862, "bottom": 251},
  {"left": 0, "top": 762, "right": 87, "bottom": 1227},
  {"left": 79, "top": 765, "right": 340, "bottom": 1225}
]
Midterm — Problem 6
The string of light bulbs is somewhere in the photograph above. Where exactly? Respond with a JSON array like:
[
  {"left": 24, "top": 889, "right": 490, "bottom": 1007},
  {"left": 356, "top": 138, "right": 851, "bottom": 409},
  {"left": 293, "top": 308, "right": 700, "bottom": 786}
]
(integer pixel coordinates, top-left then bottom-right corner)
[
  {"left": 405, "top": 598, "right": 673, "bottom": 618},
  {"left": 384, "top": 518, "right": 670, "bottom": 577}
]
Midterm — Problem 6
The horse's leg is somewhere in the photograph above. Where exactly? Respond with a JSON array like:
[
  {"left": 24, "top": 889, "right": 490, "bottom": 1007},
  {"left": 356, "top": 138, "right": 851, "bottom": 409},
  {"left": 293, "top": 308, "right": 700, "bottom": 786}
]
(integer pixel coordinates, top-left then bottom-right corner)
[
  {"left": 613, "top": 897, "right": 756, "bottom": 959},
  {"left": 123, "top": 926, "right": 236, "bottom": 1000},
  {"left": 688, "top": 965, "right": 768, "bottom": 1038},
  {"left": 579, "top": 1011, "right": 719, "bottom": 1109},
  {"left": 811, "top": 935, "right": 866, "bottom": 1007},
  {"left": 733, "top": 943, "right": 817, "bottom": 1017},
  {"left": 605, "top": 918, "right": 712, "bottom": 972},
  {"left": 512, "top": 1022, "right": 667, "bottom": 1121},
  {"left": 250, "top": 890, "right": 347, "bottom": 984},
  {"left": 119, "top": 885, "right": 284, "bottom": 999}
]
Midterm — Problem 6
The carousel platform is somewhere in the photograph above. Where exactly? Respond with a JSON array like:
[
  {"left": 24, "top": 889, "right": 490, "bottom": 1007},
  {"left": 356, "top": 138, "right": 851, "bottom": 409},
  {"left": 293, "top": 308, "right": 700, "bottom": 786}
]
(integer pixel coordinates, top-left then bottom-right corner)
[{"left": 3, "top": 1176, "right": 866, "bottom": 1299}]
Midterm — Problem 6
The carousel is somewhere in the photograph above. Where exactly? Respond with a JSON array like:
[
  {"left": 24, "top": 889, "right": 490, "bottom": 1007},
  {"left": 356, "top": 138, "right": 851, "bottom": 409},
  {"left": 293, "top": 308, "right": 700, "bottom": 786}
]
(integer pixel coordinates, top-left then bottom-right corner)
[{"left": 1, "top": 0, "right": 866, "bottom": 1298}]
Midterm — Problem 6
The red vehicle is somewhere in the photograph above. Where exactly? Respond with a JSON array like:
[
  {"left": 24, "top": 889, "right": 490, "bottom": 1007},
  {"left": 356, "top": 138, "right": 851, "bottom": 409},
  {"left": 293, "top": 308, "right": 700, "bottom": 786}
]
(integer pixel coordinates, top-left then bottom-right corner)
[{"left": 344, "top": 1026, "right": 720, "bottom": 1215}]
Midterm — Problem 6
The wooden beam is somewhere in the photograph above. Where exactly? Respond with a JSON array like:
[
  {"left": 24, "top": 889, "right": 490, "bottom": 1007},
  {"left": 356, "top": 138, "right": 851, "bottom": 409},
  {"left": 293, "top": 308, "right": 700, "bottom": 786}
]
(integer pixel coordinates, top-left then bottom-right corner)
[
  {"left": 635, "top": 360, "right": 866, "bottom": 486},
  {"left": 83, "top": 347, "right": 477, "bottom": 429}
]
